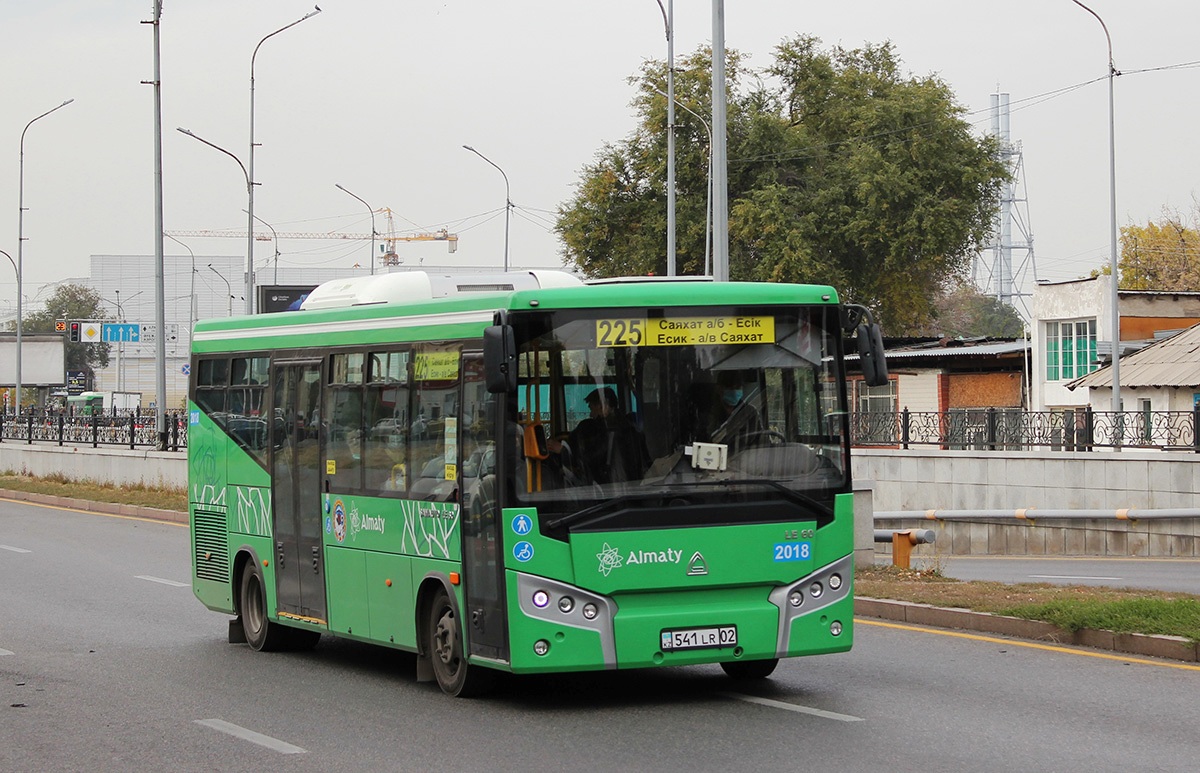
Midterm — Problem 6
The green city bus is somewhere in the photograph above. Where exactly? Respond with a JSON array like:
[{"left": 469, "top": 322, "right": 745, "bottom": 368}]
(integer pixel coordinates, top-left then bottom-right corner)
[{"left": 188, "top": 271, "right": 886, "bottom": 696}]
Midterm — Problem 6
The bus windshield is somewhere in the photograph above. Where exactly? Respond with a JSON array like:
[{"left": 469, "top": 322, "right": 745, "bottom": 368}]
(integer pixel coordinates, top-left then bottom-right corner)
[{"left": 509, "top": 304, "right": 848, "bottom": 519}]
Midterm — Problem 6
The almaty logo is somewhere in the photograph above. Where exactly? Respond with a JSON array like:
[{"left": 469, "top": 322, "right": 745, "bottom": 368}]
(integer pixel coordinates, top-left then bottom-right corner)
[{"left": 596, "top": 542, "right": 623, "bottom": 576}]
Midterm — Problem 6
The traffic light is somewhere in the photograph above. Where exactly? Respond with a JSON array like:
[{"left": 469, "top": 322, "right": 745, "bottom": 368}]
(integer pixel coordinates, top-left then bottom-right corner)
[{"left": 69, "top": 321, "right": 81, "bottom": 342}]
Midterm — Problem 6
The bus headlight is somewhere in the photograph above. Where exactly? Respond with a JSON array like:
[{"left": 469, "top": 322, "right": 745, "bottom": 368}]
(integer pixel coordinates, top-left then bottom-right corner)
[
  {"left": 789, "top": 590, "right": 804, "bottom": 607},
  {"left": 534, "top": 640, "right": 550, "bottom": 656},
  {"left": 558, "top": 596, "right": 575, "bottom": 614},
  {"left": 532, "top": 590, "right": 550, "bottom": 609},
  {"left": 809, "top": 581, "right": 824, "bottom": 598},
  {"left": 829, "top": 574, "right": 843, "bottom": 591},
  {"left": 830, "top": 620, "right": 843, "bottom": 637},
  {"left": 582, "top": 603, "right": 598, "bottom": 620}
]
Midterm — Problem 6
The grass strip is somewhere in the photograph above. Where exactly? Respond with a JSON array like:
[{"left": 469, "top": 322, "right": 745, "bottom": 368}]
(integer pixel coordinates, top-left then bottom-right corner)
[{"left": 0, "top": 472, "right": 186, "bottom": 513}]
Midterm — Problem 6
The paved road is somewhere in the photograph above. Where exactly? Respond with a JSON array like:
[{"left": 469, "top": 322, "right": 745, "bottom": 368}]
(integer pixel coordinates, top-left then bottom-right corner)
[
  {"left": 3, "top": 501, "right": 1199, "bottom": 772},
  {"left": 900, "top": 554, "right": 1200, "bottom": 594}
]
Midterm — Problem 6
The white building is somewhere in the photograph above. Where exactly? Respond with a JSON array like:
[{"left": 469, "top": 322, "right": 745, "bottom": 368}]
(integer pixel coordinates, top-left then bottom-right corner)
[{"left": 1030, "top": 275, "right": 1200, "bottom": 412}]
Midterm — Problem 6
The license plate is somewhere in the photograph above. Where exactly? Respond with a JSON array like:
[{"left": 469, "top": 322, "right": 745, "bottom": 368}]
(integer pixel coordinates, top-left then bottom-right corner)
[{"left": 660, "top": 625, "right": 737, "bottom": 651}]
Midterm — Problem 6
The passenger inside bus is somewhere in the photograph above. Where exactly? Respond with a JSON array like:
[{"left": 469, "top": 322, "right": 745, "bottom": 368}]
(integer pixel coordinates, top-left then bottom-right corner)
[{"left": 548, "top": 387, "right": 650, "bottom": 485}]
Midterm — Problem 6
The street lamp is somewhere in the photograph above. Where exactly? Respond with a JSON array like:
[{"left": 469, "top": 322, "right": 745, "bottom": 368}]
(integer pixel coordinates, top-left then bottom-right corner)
[
  {"left": 243, "top": 209, "right": 281, "bottom": 284},
  {"left": 17, "top": 98, "right": 74, "bottom": 415},
  {"left": 462, "top": 145, "right": 511, "bottom": 271},
  {"left": 654, "top": 0, "right": 676, "bottom": 276},
  {"left": 0, "top": 248, "right": 13, "bottom": 410},
  {"left": 710, "top": 0, "right": 730, "bottom": 282},
  {"left": 335, "top": 184, "right": 376, "bottom": 275},
  {"left": 177, "top": 127, "right": 250, "bottom": 310},
  {"left": 248, "top": 6, "right": 323, "bottom": 314},
  {"left": 655, "top": 88, "right": 712, "bottom": 276},
  {"left": 208, "top": 264, "right": 234, "bottom": 316},
  {"left": 165, "top": 234, "right": 198, "bottom": 339},
  {"left": 1071, "top": 0, "right": 1121, "bottom": 419}
]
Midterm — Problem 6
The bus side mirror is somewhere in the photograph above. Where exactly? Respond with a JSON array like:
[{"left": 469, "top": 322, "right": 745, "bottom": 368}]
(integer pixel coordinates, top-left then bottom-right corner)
[
  {"left": 858, "top": 322, "right": 888, "bottom": 387},
  {"left": 483, "top": 324, "right": 517, "bottom": 393}
]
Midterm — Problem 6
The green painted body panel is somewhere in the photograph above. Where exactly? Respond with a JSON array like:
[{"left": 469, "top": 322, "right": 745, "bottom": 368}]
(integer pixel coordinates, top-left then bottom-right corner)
[
  {"left": 321, "top": 494, "right": 461, "bottom": 562},
  {"left": 364, "top": 551, "right": 418, "bottom": 647},
  {"left": 325, "top": 546, "right": 371, "bottom": 637},
  {"left": 502, "top": 494, "right": 855, "bottom": 673}
]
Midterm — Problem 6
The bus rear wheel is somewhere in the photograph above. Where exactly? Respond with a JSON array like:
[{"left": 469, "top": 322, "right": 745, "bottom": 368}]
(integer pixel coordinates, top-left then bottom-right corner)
[
  {"left": 427, "top": 588, "right": 494, "bottom": 697},
  {"left": 721, "top": 658, "right": 779, "bottom": 680},
  {"left": 239, "top": 562, "right": 287, "bottom": 652}
]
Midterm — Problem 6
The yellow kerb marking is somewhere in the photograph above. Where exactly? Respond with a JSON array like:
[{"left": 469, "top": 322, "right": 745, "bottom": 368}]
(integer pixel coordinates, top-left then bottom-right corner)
[{"left": 856, "top": 618, "right": 1200, "bottom": 672}]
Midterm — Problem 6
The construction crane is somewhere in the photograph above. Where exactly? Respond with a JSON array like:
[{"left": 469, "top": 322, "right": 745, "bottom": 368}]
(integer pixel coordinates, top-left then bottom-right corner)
[{"left": 166, "top": 210, "right": 458, "bottom": 266}]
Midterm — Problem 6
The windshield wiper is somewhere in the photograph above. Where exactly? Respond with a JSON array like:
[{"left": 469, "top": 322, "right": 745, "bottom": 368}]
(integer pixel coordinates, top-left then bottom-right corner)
[
  {"left": 663, "top": 479, "right": 834, "bottom": 519},
  {"left": 543, "top": 492, "right": 662, "bottom": 531}
]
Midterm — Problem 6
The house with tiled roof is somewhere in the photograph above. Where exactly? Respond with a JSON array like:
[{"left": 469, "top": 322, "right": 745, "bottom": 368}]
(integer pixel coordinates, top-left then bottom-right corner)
[{"left": 1067, "top": 322, "right": 1200, "bottom": 414}]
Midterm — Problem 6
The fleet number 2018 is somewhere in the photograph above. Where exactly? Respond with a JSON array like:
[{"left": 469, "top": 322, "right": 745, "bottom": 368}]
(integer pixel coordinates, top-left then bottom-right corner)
[{"left": 774, "top": 542, "right": 811, "bottom": 561}]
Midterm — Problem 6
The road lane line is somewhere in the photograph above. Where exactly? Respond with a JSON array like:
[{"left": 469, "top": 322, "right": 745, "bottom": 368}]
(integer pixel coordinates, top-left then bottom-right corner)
[
  {"left": 135, "top": 575, "right": 189, "bottom": 587},
  {"left": 195, "top": 719, "right": 307, "bottom": 754},
  {"left": 0, "top": 544, "right": 32, "bottom": 553},
  {"left": 0, "top": 648, "right": 14, "bottom": 656},
  {"left": 1028, "top": 574, "right": 1123, "bottom": 581},
  {"left": 857, "top": 618, "right": 1200, "bottom": 672},
  {"left": 720, "top": 692, "right": 864, "bottom": 722}
]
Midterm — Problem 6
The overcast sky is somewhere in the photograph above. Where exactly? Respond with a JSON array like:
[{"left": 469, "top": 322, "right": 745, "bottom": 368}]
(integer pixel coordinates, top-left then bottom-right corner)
[{"left": 2, "top": 1, "right": 1198, "bottom": 322}]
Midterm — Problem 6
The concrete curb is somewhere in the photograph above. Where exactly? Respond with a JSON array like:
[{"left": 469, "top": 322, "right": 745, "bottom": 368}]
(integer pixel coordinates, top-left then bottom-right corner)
[
  {"left": 0, "top": 487, "right": 188, "bottom": 525},
  {"left": 856, "top": 597, "right": 1200, "bottom": 664}
]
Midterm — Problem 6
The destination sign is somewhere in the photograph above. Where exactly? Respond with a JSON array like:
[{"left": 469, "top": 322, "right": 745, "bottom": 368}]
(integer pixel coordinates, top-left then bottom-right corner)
[{"left": 596, "top": 316, "right": 776, "bottom": 347}]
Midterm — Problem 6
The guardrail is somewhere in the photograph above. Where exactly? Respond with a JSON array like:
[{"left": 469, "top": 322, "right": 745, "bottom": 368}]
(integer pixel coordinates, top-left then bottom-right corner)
[
  {"left": 0, "top": 412, "right": 188, "bottom": 451},
  {"left": 877, "top": 509, "right": 1200, "bottom": 521},
  {"left": 852, "top": 406, "right": 1200, "bottom": 452}
]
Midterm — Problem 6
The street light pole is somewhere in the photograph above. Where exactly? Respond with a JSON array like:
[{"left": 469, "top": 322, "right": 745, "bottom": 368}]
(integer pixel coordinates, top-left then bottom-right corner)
[
  {"left": 462, "top": 145, "right": 511, "bottom": 272},
  {"left": 655, "top": 89, "right": 713, "bottom": 276},
  {"left": 249, "top": 6, "right": 322, "bottom": 315},
  {"left": 0, "top": 249, "right": 14, "bottom": 410},
  {"left": 1071, "top": 0, "right": 1121, "bottom": 419},
  {"left": 655, "top": 0, "right": 676, "bottom": 276},
  {"left": 244, "top": 209, "right": 281, "bottom": 284},
  {"left": 165, "top": 234, "right": 197, "bottom": 344},
  {"left": 335, "top": 184, "right": 376, "bottom": 275},
  {"left": 710, "top": 0, "right": 729, "bottom": 281},
  {"left": 208, "top": 264, "right": 233, "bottom": 316},
  {"left": 17, "top": 98, "right": 74, "bottom": 415}
]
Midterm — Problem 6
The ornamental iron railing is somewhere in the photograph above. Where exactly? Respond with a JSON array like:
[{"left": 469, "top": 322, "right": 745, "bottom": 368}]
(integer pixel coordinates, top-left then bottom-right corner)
[
  {"left": 851, "top": 406, "right": 1200, "bottom": 452},
  {"left": 0, "top": 411, "right": 188, "bottom": 451}
]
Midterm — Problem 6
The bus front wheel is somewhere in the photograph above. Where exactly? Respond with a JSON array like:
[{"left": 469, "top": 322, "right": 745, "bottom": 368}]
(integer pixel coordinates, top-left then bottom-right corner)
[
  {"left": 721, "top": 658, "right": 779, "bottom": 680},
  {"left": 427, "top": 588, "right": 494, "bottom": 697}
]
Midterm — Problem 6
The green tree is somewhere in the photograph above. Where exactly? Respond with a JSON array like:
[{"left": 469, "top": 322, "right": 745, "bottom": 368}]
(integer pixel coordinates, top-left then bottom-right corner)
[
  {"left": 925, "top": 281, "right": 1027, "bottom": 339},
  {"left": 20, "top": 284, "right": 112, "bottom": 375},
  {"left": 1118, "top": 206, "right": 1200, "bottom": 291},
  {"left": 556, "top": 38, "right": 1008, "bottom": 334}
]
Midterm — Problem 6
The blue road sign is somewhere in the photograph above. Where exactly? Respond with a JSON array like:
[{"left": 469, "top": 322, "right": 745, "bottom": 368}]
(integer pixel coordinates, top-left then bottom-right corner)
[{"left": 102, "top": 323, "right": 140, "bottom": 343}]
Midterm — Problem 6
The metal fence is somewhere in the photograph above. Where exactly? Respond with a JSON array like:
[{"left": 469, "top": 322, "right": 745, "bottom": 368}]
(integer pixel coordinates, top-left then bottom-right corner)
[
  {"left": 0, "top": 412, "right": 189, "bottom": 451},
  {"left": 851, "top": 406, "right": 1200, "bottom": 452},
  {"left": 4, "top": 405, "right": 1197, "bottom": 454}
]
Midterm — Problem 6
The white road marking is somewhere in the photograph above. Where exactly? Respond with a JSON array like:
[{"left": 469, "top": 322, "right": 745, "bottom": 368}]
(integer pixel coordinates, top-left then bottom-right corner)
[
  {"left": 0, "top": 648, "right": 14, "bottom": 656},
  {"left": 720, "top": 692, "right": 864, "bottom": 722},
  {"left": 195, "top": 719, "right": 307, "bottom": 754},
  {"left": 0, "top": 544, "right": 31, "bottom": 553},
  {"left": 1029, "top": 574, "right": 1123, "bottom": 581},
  {"left": 135, "top": 575, "right": 189, "bottom": 587}
]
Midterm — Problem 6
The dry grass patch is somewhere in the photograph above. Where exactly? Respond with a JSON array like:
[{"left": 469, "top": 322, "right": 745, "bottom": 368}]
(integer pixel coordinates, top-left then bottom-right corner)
[
  {"left": 857, "top": 564, "right": 1200, "bottom": 642},
  {"left": 0, "top": 472, "right": 186, "bottom": 513}
]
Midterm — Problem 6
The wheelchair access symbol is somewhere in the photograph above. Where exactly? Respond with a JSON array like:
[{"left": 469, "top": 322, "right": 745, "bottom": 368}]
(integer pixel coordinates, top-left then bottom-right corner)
[
  {"left": 513, "top": 541, "right": 535, "bottom": 562},
  {"left": 511, "top": 514, "right": 533, "bottom": 536}
]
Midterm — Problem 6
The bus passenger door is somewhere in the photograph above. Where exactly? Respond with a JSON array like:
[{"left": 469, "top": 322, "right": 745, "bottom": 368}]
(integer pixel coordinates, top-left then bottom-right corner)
[
  {"left": 270, "top": 360, "right": 328, "bottom": 624},
  {"left": 460, "top": 356, "right": 508, "bottom": 661}
]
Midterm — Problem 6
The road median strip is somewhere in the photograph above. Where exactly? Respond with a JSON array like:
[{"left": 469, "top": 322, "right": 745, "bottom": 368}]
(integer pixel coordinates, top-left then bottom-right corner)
[{"left": 855, "top": 596, "right": 1200, "bottom": 663}]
